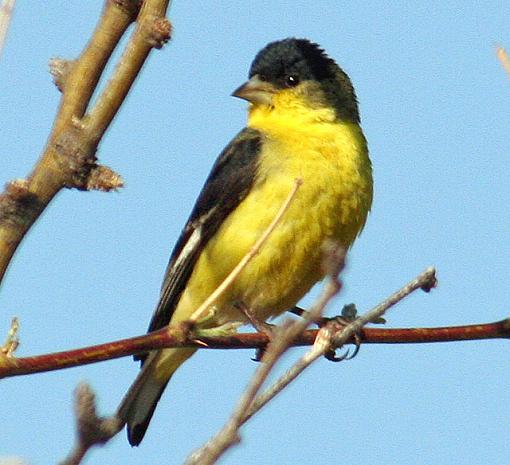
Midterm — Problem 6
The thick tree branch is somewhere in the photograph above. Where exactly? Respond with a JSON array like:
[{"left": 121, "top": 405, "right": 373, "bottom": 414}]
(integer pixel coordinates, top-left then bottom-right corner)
[{"left": 0, "top": 0, "right": 171, "bottom": 286}]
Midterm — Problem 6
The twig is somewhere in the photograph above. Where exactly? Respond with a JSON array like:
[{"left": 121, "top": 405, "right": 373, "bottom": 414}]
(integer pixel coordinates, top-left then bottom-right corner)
[
  {"left": 496, "top": 46, "right": 510, "bottom": 77},
  {"left": 60, "top": 383, "right": 122, "bottom": 465},
  {"left": 1, "top": 317, "right": 19, "bottom": 357},
  {"left": 184, "top": 267, "right": 436, "bottom": 465},
  {"left": 83, "top": 2, "right": 172, "bottom": 145},
  {"left": 0, "top": 0, "right": 15, "bottom": 59},
  {"left": 184, "top": 245, "right": 347, "bottom": 465},
  {"left": 189, "top": 178, "right": 303, "bottom": 322},
  {"left": 0, "top": 457, "right": 28, "bottom": 465},
  {"left": 245, "top": 267, "right": 437, "bottom": 421}
]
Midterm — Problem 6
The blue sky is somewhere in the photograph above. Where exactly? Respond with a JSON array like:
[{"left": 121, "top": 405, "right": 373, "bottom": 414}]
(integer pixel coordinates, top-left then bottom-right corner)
[{"left": 1, "top": 1, "right": 510, "bottom": 464}]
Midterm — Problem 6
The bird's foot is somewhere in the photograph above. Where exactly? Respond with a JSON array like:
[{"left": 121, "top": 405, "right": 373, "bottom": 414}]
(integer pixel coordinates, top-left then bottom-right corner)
[
  {"left": 290, "top": 303, "right": 385, "bottom": 362},
  {"left": 324, "top": 304, "right": 362, "bottom": 361}
]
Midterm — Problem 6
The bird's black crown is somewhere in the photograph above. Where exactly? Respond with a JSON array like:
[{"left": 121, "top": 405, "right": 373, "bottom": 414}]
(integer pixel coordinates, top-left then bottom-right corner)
[{"left": 249, "top": 38, "right": 337, "bottom": 84}]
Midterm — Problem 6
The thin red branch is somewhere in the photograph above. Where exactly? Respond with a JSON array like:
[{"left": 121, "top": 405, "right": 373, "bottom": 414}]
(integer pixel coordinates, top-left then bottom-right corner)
[
  {"left": 360, "top": 320, "right": 510, "bottom": 343},
  {"left": 1, "top": 319, "right": 508, "bottom": 379}
]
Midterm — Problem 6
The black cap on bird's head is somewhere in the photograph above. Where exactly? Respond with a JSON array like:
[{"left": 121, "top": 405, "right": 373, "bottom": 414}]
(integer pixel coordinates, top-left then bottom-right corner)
[
  {"left": 232, "top": 38, "right": 360, "bottom": 123},
  {"left": 248, "top": 38, "right": 338, "bottom": 84}
]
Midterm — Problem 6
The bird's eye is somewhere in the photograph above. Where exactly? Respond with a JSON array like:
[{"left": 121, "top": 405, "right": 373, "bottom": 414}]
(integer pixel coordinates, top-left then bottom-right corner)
[{"left": 284, "top": 75, "right": 300, "bottom": 87}]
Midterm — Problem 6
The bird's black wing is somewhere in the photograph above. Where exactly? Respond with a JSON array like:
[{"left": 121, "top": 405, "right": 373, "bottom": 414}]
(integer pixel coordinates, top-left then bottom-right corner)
[{"left": 147, "top": 127, "right": 262, "bottom": 334}]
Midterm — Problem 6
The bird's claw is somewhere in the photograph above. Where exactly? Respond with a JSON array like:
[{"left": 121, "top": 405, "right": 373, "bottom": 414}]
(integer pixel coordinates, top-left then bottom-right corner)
[
  {"left": 322, "top": 305, "right": 363, "bottom": 362},
  {"left": 324, "top": 334, "right": 361, "bottom": 362},
  {"left": 292, "top": 303, "right": 378, "bottom": 362},
  {"left": 252, "top": 346, "right": 266, "bottom": 362}
]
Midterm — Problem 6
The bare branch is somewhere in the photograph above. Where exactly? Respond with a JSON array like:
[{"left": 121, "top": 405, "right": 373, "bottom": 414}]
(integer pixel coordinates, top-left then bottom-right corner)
[
  {"left": 60, "top": 383, "right": 122, "bottom": 465},
  {"left": 245, "top": 267, "right": 437, "bottom": 421},
  {"left": 2, "top": 311, "right": 510, "bottom": 379},
  {"left": 0, "top": 457, "right": 28, "bottom": 465},
  {"left": 83, "top": 4, "right": 171, "bottom": 145},
  {"left": 0, "top": 0, "right": 15, "bottom": 59},
  {"left": 1, "top": 317, "right": 19, "bottom": 357},
  {"left": 85, "top": 165, "right": 124, "bottom": 192},
  {"left": 0, "top": 0, "right": 171, "bottom": 287},
  {"left": 49, "top": 57, "right": 76, "bottom": 93},
  {"left": 496, "top": 46, "right": 510, "bottom": 77}
]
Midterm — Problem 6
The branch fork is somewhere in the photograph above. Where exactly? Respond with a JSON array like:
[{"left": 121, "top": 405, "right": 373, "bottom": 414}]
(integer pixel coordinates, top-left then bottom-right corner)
[{"left": 0, "top": 0, "right": 172, "bottom": 286}]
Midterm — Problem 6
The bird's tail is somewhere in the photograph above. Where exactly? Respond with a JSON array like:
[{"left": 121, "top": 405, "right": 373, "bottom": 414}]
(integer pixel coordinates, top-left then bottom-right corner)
[{"left": 117, "top": 347, "right": 196, "bottom": 446}]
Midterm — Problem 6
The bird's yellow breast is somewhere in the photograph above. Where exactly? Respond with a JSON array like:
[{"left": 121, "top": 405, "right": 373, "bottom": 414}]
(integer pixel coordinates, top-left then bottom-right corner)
[{"left": 172, "top": 103, "right": 372, "bottom": 326}]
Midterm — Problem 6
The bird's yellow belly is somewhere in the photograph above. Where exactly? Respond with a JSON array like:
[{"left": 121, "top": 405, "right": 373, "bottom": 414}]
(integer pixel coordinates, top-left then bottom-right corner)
[{"left": 172, "top": 123, "right": 372, "bottom": 326}]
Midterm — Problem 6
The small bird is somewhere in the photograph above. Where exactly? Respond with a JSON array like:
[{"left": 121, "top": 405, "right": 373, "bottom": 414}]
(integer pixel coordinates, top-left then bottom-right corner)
[{"left": 118, "top": 38, "right": 373, "bottom": 446}]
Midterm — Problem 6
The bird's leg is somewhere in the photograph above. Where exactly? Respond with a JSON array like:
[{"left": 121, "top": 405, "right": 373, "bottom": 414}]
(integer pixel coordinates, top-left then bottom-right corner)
[
  {"left": 233, "top": 301, "right": 274, "bottom": 363},
  {"left": 289, "top": 306, "right": 330, "bottom": 327},
  {"left": 289, "top": 304, "right": 360, "bottom": 327},
  {"left": 234, "top": 301, "right": 274, "bottom": 337}
]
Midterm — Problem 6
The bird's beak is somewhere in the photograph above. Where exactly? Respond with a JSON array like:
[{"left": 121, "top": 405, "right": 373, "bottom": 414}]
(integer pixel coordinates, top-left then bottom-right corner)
[{"left": 231, "top": 75, "right": 276, "bottom": 106}]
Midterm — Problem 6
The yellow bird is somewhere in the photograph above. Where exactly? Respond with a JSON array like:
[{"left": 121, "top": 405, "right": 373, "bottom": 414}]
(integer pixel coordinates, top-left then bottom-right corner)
[{"left": 119, "top": 38, "right": 373, "bottom": 446}]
